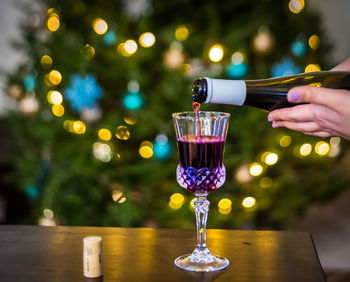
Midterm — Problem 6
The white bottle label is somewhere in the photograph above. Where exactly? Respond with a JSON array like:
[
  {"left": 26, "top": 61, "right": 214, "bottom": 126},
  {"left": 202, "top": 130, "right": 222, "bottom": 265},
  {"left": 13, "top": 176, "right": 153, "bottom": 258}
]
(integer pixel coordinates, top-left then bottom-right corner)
[{"left": 205, "top": 78, "right": 247, "bottom": 106}]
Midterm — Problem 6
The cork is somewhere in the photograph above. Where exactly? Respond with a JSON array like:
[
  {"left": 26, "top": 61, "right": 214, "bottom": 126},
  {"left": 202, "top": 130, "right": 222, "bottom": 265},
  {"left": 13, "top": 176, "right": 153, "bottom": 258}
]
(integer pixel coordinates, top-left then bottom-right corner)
[{"left": 83, "top": 236, "right": 103, "bottom": 278}]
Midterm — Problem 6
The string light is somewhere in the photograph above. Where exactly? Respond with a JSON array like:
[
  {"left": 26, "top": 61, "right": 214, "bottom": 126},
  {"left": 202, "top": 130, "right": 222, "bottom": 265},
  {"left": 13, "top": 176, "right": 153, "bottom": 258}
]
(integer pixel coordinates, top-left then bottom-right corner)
[
  {"left": 81, "top": 44, "right": 95, "bottom": 60},
  {"left": 43, "top": 208, "right": 54, "bottom": 219},
  {"left": 218, "top": 198, "right": 232, "bottom": 215},
  {"left": 115, "top": 126, "right": 130, "bottom": 140},
  {"left": 139, "top": 32, "right": 156, "bottom": 47},
  {"left": 235, "top": 164, "right": 253, "bottom": 184},
  {"left": 260, "top": 177, "right": 272, "bottom": 188},
  {"left": 280, "top": 135, "right": 292, "bottom": 147},
  {"left": 139, "top": 141, "right": 153, "bottom": 158},
  {"left": 315, "top": 141, "right": 330, "bottom": 156},
  {"left": 47, "top": 13, "right": 60, "bottom": 32},
  {"left": 40, "top": 55, "right": 53, "bottom": 69},
  {"left": 92, "top": 18, "right": 108, "bottom": 35},
  {"left": 175, "top": 25, "right": 189, "bottom": 41},
  {"left": 47, "top": 90, "right": 63, "bottom": 105},
  {"left": 98, "top": 128, "right": 112, "bottom": 141},
  {"left": 288, "top": 0, "right": 305, "bottom": 14},
  {"left": 19, "top": 95, "right": 39, "bottom": 115},
  {"left": 242, "top": 197, "right": 256, "bottom": 208},
  {"left": 308, "top": 35, "right": 320, "bottom": 50},
  {"left": 209, "top": 44, "right": 224, "bottom": 62},
  {"left": 299, "top": 143, "right": 312, "bottom": 156},
  {"left": 169, "top": 193, "right": 184, "bottom": 209},
  {"left": 262, "top": 152, "right": 279, "bottom": 165},
  {"left": 305, "top": 64, "right": 321, "bottom": 73},
  {"left": 93, "top": 142, "right": 112, "bottom": 162},
  {"left": 249, "top": 163, "right": 263, "bottom": 176},
  {"left": 124, "top": 40, "right": 138, "bottom": 55},
  {"left": 52, "top": 104, "right": 64, "bottom": 117},
  {"left": 73, "top": 120, "right": 86, "bottom": 134},
  {"left": 329, "top": 137, "right": 341, "bottom": 157},
  {"left": 48, "top": 70, "right": 62, "bottom": 85},
  {"left": 111, "top": 190, "right": 126, "bottom": 203}
]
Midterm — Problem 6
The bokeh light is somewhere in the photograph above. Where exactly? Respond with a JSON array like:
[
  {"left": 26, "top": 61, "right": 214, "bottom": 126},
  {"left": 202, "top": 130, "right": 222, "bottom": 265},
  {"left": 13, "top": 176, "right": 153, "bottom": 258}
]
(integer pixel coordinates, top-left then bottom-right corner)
[
  {"left": 139, "top": 142, "right": 153, "bottom": 158},
  {"left": 124, "top": 112, "right": 138, "bottom": 125},
  {"left": 115, "top": 126, "right": 130, "bottom": 140},
  {"left": 81, "top": 44, "right": 95, "bottom": 60},
  {"left": 48, "top": 70, "right": 62, "bottom": 85},
  {"left": 139, "top": 32, "right": 156, "bottom": 47},
  {"left": 98, "top": 128, "right": 112, "bottom": 141},
  {"left": 315, "top": 141, "right": 330, "bottom": 156},
  {"left": 280, "top": 135, "right": 292, "bottom": 147},
  {"left": 218, "top": 198, "right": 232, "bottom": 215},
  {"left": 209, "top": 44, "right": 224, "bottom": 62},
  {"left": 289, "top": 0, "right": 305, "bottom": 14},
  {"left": 262, "top": 152, "right": 279, "bottom": 165},
  {"left": 92, "top": 18, "right": 108, "bottom": 35},
  {"left": 305, "top": 64, "right": 321, "bottom": 73},
  {"left": 47, "top": 13, "right": 60, "bottom": 32},
  {"left": 308, "top": 35, "right": 320, "bottom": 50},
  {"left": 249, "top": 163, "right": 263, "bottom": 176},
  {"left": 124, "top": 40, "right": 138, "bottom": 55},
  {"left": 300, "top": 143, "right": 312, "bottom": 156},
  {"left": 73, "top": 120, "right": 86, "bottom": 134},
  {"left": 47, "top": 90, "right": 63, "bottom": 105},
  {"left": 40, "top": 55, "right": 53, "bottom": 69},
  {"left": 189, "top": 198, "right": 196, "bottom": 211},
  {"left": 112, "top": 190, "right": 126, "bottom": 203},
  {"left": 235, "top": 164, "right": 253, "bottom": 184},
  {"left": 175, "top": 25, "right": 189, "bottom": 41},
  {"left": 52, "top": 104, "right": 64, "bottom": 117},
  {"left": 169, "top": 193, "right": 184, "bottom": 209},
  {"left": 93, "top": 142, "right": 112, "bottom": 162},
  {"left": 260, "top": 177, "right": 272, "bottom": 188},
  {"left": 242, "top": 197, "right": 256, "bottom": 208}
]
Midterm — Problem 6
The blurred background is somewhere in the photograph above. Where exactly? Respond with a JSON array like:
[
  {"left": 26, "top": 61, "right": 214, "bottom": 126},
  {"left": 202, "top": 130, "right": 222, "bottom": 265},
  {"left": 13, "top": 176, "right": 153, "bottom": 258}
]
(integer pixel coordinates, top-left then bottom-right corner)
[{"left": 0, "top": 0, "right": 349, "bottom": 280}]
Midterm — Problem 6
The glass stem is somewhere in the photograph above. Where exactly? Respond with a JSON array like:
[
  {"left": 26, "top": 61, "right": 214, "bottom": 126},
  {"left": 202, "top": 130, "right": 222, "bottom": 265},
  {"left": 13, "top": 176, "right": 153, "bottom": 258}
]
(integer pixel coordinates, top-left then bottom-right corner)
[{"left": 194, "top": 196, "right": 210, "bottom": 250}]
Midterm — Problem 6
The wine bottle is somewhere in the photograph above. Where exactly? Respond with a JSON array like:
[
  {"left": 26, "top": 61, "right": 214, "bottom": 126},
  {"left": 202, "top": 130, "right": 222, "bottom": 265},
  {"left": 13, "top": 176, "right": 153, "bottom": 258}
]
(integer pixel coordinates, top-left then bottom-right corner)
[{"left": 192, "top": 71, "right": 350, "bottom": 111}]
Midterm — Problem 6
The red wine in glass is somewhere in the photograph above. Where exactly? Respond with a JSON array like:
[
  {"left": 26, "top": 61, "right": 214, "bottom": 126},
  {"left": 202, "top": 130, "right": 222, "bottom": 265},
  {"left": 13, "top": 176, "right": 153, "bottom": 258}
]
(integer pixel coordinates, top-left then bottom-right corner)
[{"left": 176, "top": 135, "right": 226, "bottom": 195}]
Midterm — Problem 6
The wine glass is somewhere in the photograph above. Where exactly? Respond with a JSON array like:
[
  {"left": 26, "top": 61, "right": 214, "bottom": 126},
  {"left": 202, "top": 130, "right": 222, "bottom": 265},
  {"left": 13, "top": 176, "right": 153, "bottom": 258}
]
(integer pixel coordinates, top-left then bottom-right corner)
[{"left": 172, "top": 111, "right": 230, "bottom": 272}]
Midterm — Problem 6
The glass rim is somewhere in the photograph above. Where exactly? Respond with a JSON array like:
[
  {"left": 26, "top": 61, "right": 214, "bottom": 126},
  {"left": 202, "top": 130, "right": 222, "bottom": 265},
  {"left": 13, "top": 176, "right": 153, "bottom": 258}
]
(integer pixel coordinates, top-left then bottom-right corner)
[{"left": 172, "top": 111, "right": 230, "bottom": 119}]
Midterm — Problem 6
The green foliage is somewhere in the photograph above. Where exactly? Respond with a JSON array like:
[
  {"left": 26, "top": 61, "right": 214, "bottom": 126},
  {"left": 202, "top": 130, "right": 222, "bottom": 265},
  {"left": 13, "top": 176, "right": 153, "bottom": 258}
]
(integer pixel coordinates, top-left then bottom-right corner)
[{"left": 3, "top": 0, "right": 349, "bottom": 229}]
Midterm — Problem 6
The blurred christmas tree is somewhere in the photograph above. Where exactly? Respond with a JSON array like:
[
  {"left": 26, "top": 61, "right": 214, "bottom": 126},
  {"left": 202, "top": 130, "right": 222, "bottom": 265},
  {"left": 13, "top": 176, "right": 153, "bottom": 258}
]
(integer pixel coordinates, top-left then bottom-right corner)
[{"left": 2, "top": 0, "right": 349, "bottom": 229}]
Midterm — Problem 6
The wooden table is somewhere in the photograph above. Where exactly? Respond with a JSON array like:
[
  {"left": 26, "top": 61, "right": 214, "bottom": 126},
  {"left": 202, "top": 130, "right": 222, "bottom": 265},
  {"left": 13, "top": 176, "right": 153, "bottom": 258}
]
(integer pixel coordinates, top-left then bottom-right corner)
[{"left": 0, "top": 225, "right": 325, "bottom": 282}]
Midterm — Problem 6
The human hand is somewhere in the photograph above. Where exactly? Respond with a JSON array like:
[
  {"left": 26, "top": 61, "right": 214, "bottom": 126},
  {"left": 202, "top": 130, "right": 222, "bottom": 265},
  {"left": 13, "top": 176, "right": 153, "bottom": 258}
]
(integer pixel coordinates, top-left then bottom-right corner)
[{"left": 267, "top": 57, "right": 350, "bottom": 140}]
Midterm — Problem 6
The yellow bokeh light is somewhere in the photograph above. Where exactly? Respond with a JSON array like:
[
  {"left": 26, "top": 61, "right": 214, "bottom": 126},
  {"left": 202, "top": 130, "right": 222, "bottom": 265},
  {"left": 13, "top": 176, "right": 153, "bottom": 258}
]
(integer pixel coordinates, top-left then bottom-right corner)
[
  {"left": 139, "top": 146, "right": 153, "bottom": 159},
  {"left": 139, "top": 32, "right": 156, "bottom": 47},
  {"left": 52, "top": 104, "right": 64, "bottom": 117},
  {"left": 140, "top": 141, "right": 153, "bottom": 148},
  {"left": 81, "top": 44, "right": 95, "bottom": 60},
  {"left": 43, "top": 208, "right": 54, "bottom": 219},
  {"left": 124, "top": 40, "right": 138, "bottom": 55},
  {"left": 117, "top": 43, "right": 131, "bottom": 57},
  {"left": 92, "top": 18, "right": 108, "bottom": 35},
  {"left": 49, "top": 70, "right": 62, "bottom": 85},
  {"left": 73, "top": 120, "right": 86, "bottom": 134},
  {"left": 209, "top": 44, "right": 224, "bottom": 62},
  {"left": 300, "top": 143, "right": 312, "bottom": 156},
  {"left": 263, "top": 152, "right": 279, "bottom": 165},
  {"left": 309, "top": 35, "right": 320, "bottom": 50},
  {"left": 260, "top": 177, "right": 272, "bottom": 188},
  {"left": 242, "top": 196, "right": 256, "bottom": 208},
  {"left": 219, "top": 206, "right": 232, "bottom": 215},
  {"left": 315, "top": 141, "right": 330, "bottom": 156},
  {"left": 288, "top": 0, "right": 305, "bottom": 14},
  {"left": 280, "top": 135, "right": 292, "bottom": 147},
  {"left": 63, "top": 120, "right": 74, "bottom": 132},
  {"left": 124, "top": 112, "right": 138, "bottom": 125},
  {"left": 47, "top": 90, "right": 63, "bottom": 105},
  {"left": 112, "top": 190, "right": 126, "bottom": 203},
  {"left": 115, "top": 125, "right": 130, "bottom": 140},
  {"left": 98, "top": 128, "right": 112, "bottom": 141},
  {"left": 249, "top": 163, "right": 263, "bottom": 176},
  {"left": 175, "top": 25, "right": 189, "bottom": 41},
  {"left": 47, "top": 14, "right": 60, "bottom": 32},
  {"left": 218, "top": 198, "right": 232, "bottom": 210},
  {"left": 40, "top": 55, "right": 53, "bottom": 69},
  {"left": 305, "top": 64, "right": 321, "bottom": 73},
  {"left": 170, "top": 193, "right": 184, "bottom": 205}
]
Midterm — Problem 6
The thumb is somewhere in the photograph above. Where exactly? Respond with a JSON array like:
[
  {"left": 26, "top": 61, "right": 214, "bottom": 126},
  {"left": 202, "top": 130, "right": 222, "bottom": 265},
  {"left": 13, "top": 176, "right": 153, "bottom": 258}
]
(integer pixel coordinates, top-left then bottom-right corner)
[{"left": 287, "top": 86, "right": 345, "bottom": 107}]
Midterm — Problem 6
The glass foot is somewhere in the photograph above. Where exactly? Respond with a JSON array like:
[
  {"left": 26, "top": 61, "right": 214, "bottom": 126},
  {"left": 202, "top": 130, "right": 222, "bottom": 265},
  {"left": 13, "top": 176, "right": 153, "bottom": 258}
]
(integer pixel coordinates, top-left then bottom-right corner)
[{"left": 174, "top": 253, "right": 229, "bottom": 272}]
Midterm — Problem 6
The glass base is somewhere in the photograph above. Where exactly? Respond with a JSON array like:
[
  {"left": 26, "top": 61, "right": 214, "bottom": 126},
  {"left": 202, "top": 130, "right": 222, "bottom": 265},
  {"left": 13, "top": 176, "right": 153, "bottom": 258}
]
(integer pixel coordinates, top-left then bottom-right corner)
[{"left": 174, "top": 252, "right": 229, "bottom": 272}]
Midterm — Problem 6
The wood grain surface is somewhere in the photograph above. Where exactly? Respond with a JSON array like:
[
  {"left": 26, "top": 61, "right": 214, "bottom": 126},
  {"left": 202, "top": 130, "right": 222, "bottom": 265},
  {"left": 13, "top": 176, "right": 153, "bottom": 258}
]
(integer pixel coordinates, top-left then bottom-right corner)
[{"left": 0, "top": 225, "right": 325, "bottom": 282}]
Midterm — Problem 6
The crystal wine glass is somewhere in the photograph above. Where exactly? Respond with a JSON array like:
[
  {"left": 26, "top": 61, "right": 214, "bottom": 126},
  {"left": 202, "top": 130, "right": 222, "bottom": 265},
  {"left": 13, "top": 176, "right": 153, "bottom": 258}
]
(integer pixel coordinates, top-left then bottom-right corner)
[{"left": 172, "top": 111, "right": 230, "bottom": 272}]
